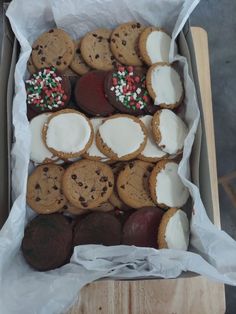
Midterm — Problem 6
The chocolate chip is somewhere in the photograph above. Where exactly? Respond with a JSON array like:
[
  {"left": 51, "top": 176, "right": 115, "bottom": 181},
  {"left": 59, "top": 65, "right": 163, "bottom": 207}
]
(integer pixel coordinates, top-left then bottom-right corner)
[
  {"left": 95, "top": 169, "right": 101, "bottom": 175},
  {"left": 98, "top": 36, "right": 103, "bottom": 41},
  {"left": 125, "top": 32, "right": 128, "bottom": 36},
  {"left": 76, "top": 48, "right": 81, "bottom": 54},
  {"left": 147, "top": 166, "right": 153, "bottom": 172},
  {"left": 120, "top": 185, "right": 125, "bottom": 189},
  {"left": 91, "top": 195, "right": 95, "bottom": 199},
  {"left": 53, "top": 185, "right": 58, "bottom": 190},
  {"left": 91, "top": 187, "right": 96, "bottom": 192},
  {"left": 43, "top": 167, "right": 48, "bottom": 172},
  {"left": 107, "top": 38, "right": 111, "bottom": 43},
  {"left": 93, "top": 33, "right": 98, "bottom": 37},
  {"left": 114, "top": 33, "right": 119, "bottom": 37},
  {"left": 56, "top": 61, "right": 61, "bottom": 66},
  {"left": 63, "top": 61, "right": 67, "bottom": 65},
  {"left": 78, "top": 182, "right": 83, "bottom": 186},
  {"left": 59, "top": 56, "right": 63, "bottom": 59},
  {"left": 35, "top": 184, "right": 40, "bottom": 189},
  {"left": 71, "top": 174, "right": 77, "bottom": 180},
  {"left": 112, "top": 39, "right": 116, "bottom": 43},
  {"left": 95, "top": 54, "right": 99, "bottom": 59},
  {"left": 100, "top": 176, "right": 108, "bottom": 182},
  {"left": 48, "top": 29, "right": 54, "bottom": 33},
  {"left": 84, "top": 185, "right": 88, "bottom": 189},
  {"left": 35, "top": 197, "right": 41, "bottom": 202},
  {"left": 57, "top": 200, "right": 61, "bottom": 204},
  {"left": 39, "top": 45, "right": 43, "bottom": 49},
  {"left": 108, "top": 182, "right": 113, "bottom": 187},
  {"left": 137, "top": 23, "right": 141, "bottom": 28},
  {"left": 103, "top": 186, "right": 107, "bottom": 192},
  {"left": 63, "top": 205, "right": 68, "bottom": 210},
  {"left": 82, "top": 202, "right": 88, "bottom": 208},
  {"left": 111, "top": 56, "right": 115, "bottom": 60},
  {"left": 129, "top": 162, "right": 134, "bottom": 169},
  {"left": 38, "top": 49, "right": 43, "bottom": 55},
  {"left": 41, "top": 57, "right": 46, "bottom": 62},
  {"left": 79, "top": 196, "right": 85, "bottom": 202},
  {"left": 101, "top": 192, "right": 105, "bottom": 197},
  {"left": 122, "top": 40, "right": 126, "bottom": 46},
  {"left": 118, "top": 54, "right": 123, "bottom": 58}
]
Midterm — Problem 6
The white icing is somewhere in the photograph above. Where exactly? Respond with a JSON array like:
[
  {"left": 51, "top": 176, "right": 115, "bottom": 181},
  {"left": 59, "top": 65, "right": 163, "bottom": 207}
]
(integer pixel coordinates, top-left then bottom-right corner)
[
  {"left": 87, "top": 118, "right": 107, "bottom": 159},
  {"left": 165, "top": 210, "right": 189, "bottom": 250},
  {"left": 46, "top": 113, "right": 92, "bottom": 154},
  {"left": 30, "top": 113, "right": 56, "bottom": 163},
  {"left": 140, "top": 115, "right": 166, "bottom": 158},
  {"left": 146, "top": 30, "right": 171, "bottom": 64},
  {"left": 155, "top": 162, "right": 189, "bottom": 207},
  {"left": 151, "top": 65, "right": 183, "bottom": 106},
  {"left": 99, "top": 117, "right": 145, "bottom": 158},
  {"left": 158, "top": 109, "right": 188, "bottom": 154}
]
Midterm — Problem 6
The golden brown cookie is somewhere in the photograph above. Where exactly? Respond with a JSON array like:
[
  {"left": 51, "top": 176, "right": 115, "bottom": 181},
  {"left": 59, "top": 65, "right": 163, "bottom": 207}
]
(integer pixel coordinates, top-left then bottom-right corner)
[
  {"left": 32, "top": 28, "right": 75, "bottom": 72},
  {"left": 80, "top": 29, "right": 116, "bottom": 71},
  {"left": 70, "top": 39, "right": 91, "bottom": 75},
  {"left": 26, "top": 164, "right": 66, "bottom": 214},
  {"left": 27, "top": 54, "right": 37, "bottom": 74},
  {"left": 42, "top": 109, "right": 94, "bottom": 159},
  {"left": 96, "top": 114, "right": 147, "bottom": 161},
  {"left": 139, "top": 27, "right": 172, "bottom": 65},
  {"left": 146, "top": 63, "right": 184, "bottom": 109},
  {"left": 110, "top": 22, "right": 145, "bottom": 66},
  {"left": 117, "top": 160, "right": 155, "bottom": 208},
  {"left": 62, "top": 160, "right": 114, "bottom": 209}
]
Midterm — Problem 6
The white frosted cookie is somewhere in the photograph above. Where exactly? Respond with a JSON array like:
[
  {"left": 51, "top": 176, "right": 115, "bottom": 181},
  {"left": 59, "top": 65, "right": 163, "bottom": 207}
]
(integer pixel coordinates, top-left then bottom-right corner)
[
  {"left": 42, "top": 109, "right": 93, "bottom": 159},
  {"left": 146, "top": 63, "right": 184, "bottom": 109},
  {"left": 139, "top": 27, "right": 172, "bottom": 65},
  {"left": 30, "top": 113, "right": 61, "bottom": 164},
  {"left": 83, "top": 118, "right": 109, "bottom": 161},
  {"left": 152, "top": 109, "right": 188, "bottom": 155},
  {"left": 158, "top": 208, "right": 189, "bottom": 250},
  {"left": 149, "top": 160, "right": 189, "bottom": 208},
  {"left": 138, "top": 115, "right": 167, "bottom": 162},
  {"left": 96, "top": 114, "right": 147, "bottom": 161}
]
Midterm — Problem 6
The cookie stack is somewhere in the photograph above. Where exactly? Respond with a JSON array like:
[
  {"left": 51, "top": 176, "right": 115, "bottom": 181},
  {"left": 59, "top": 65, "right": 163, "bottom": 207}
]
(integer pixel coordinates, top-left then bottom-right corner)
[{"left": 22, "top": 23, "right": 191, "bottom": 271}]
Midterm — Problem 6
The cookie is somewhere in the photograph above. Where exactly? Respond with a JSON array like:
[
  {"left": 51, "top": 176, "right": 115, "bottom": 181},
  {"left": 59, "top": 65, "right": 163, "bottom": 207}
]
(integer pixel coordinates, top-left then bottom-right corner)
[
  {"left": 27, "top": 54, "right": 37, "bottom": 75},
  {"left": 96, "top": 114, "right": 147, "bottom": 161},
  {"left": 62, "top": 200, "right": 89, "bottom": 216},
  {"left": 149, "top": 160, "right": 189, "bottom": 208},
  {"left": 122, "top": 207, "right": 164, "bottom": 248},
  {"left": 70, "top": 39, "right": 91, "bottom": 75},
  {"left": 26, "top": 164, "right": 66, "bottom": 214},
  {"left": 139, "top": 27, "right": 172, "bottom": 65},
  {"left": 117, "top": 160, "right": 155, "bottom": 208},
  {"left": 26, "top": 67, "right": 71, "bottom": 113},
  {"left": 138, "top": 115, "right": 167, "bottom": 162},
  {"left": 42, "top": 109, "right": 93, "bottom": 159},
  {"left": 158, "top": 208, "right": 189, "bottom": 250},
  {"left": 30, "top": 113, "right": 61, "bottom": 164},
  {"left": 73, "top": 212, "right": 121, "bottom": 246},
  {"left": 83, "top": 118, "right": 110, "bottom": 161},
  {"left": 62, "top": 160, "right": 114, "bottom": 209},
  {"left": 22, "top": 213, "right": 73, "bottom": 271},
  {"left": 104, "top": 66, "right": 153, "bottom": 115},
  {"left": 32, "top": 28, "right": 75, "bottom": 72},
  {"left": 92, "top": 202, "right": 115, "bottom": 213},
  {"left": 80, "top": 29, "right": 116, "bottom": 71},
  {"left": 146, "top": 63, "right": 184, "bottom": 109},
  {"left": 110, "top": 22, "right": 145, "bottom": 66},
  {"left": 74, "top": 71, "right": 115, "bottom": 116},
  {"left": 151, "top": 109, "right": 188, "bottom": 155}
]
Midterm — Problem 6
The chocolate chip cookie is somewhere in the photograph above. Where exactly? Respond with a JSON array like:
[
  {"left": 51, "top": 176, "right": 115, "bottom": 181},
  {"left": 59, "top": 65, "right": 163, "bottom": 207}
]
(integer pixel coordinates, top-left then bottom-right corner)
[{"left": 70, "top": 39, "right": 91, "bottom": 75}]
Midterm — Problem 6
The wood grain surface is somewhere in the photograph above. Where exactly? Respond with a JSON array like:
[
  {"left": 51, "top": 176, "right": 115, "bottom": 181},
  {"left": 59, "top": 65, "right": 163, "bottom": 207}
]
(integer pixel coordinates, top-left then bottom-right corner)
[{"left": 66, "top": 27, "right": 226, "bottom": 314}]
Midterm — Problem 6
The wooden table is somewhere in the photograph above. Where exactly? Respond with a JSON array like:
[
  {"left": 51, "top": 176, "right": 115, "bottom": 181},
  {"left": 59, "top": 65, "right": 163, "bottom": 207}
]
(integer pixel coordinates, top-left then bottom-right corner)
[{"left": 67, "top": 28, "right": 226, "bottom": 314}]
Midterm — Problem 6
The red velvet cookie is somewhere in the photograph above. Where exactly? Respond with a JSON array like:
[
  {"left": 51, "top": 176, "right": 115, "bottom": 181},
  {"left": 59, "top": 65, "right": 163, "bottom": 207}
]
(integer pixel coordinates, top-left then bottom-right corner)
[{"left": 74, "top": 71, "right": 115, "bottom": 116}]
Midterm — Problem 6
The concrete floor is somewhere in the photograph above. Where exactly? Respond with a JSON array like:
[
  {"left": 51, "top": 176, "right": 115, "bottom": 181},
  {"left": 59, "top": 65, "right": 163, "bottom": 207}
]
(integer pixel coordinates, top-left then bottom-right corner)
[{"left": 0, "top": 0, "right": 236, "bottom": 313}]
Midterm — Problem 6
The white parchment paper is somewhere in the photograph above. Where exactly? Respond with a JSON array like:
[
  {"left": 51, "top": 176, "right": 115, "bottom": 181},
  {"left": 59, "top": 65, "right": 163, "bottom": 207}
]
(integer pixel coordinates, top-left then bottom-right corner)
[{"left": 1, "top": 0, "right": 236, "bottom": 313}]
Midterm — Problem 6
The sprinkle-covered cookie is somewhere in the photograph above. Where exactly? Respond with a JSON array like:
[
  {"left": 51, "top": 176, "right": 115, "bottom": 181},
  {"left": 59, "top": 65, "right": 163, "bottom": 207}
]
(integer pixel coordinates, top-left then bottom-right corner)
[
  {"left": 70, "top": 39, "right": 91, "bottom": 75},
  {"left": 32, "top": 28, "right": 75, "bottom": 72},
  {"left": 62, "top": 160, "right": 114, "bottom": 209},
  {"left": 104, "top": 66, "right": 153, "bottom": 115},
  {"left": 96, "top": 114, "right": 147, "bottom": 161},
  {"left": 146, "top": 63, "right": 184, "bottom": 109},
  {"left": 26, "top": 67, "right": 71, "bottom": 113},
  {"left": 110, "top": 22, "right": 145, "bottom": 66}
]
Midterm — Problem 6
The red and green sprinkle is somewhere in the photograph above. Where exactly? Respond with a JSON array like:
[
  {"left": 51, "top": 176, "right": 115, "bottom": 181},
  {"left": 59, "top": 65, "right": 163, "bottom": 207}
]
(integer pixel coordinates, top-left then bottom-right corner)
[
  {"left": 26, "top": 67, "right": 67, "bottom": 111},
  {"left": 110, "top": 66, "right": 148, "bottom": 110}
]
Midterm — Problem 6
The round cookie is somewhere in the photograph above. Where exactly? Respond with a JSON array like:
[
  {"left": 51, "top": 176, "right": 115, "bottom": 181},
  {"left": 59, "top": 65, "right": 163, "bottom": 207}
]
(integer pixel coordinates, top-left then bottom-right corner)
[
  {"left": 70, "top": 39, "right": 91, "bottom": 75},
  {"left": 31, "top": 28, "right": 75, "bottom": 72},
  {"left": 96, "top": 114, "right": 147, "bottom": 161},
  {"left": 74, "top": 71, "right": 115, "bottom": 116},
  {"left": 151, "top": 109, "right": 188, "bottom": 155},
  {"left": 42, "top": 109, "right": 93, "bottom": 159},
  {"left": 158, "top": 208, "right": 189, "bottom": 250},
  {"left": 21, "top": 213, "right": 73, "bottom": 271},
  {"left": 110, "top": 22, "right": 145, "bottom": 66},
  {"left": 73, "top": 212, "right": 121, "bottom": 246},
  {"left": 117, "top": 160, "right": 155, "bottom": 208},
  {"left": 149, "top": 160, "right": 189, "bottom": 208},
  {"left": 26, "top": 164, "right": 66, "bottom": 214},
  {"left": 26, "top": 67, "right": 71, "bottom": 113},
  {"left": 104, "top": 66, "right": 153, "bottom": 115},
  {"left": 122, "top": 206, "right": 164, "bottom": 248},
  {"left": 138, "top": 115, "right": 167, "bottom": 162},
  {"left": 27, "top": 54, "right": 37, "bottom": 75},
  {"left": 62, "top": 160, "right": 114, "bottom": 209},
  {"left": 80, "top": 29, "right": 116, "bottom": 71},
  {"left": 146, "top": 63, "right": 184, "bottom": 109},
  {"left": 139, "top": 27, "right": 172, "bottom": 65}
]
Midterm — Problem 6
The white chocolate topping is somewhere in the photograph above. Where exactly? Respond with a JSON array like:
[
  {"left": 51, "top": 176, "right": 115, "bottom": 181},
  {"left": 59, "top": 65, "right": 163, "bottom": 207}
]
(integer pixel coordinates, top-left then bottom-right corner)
[{"left": 146, "top": 30, "right": 171, "bottom": 64}]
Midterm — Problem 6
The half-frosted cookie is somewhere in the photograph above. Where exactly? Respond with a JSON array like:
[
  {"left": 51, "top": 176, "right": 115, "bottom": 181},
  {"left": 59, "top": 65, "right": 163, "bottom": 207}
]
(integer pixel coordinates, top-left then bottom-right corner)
[
  {"left": 152, "top": 109, "right": 188, "bottom": 155},
  {"left": 110, "top": 22, "right": 145, "bottom": 66},
  {"left": 139, "top": 27, "right": 172, "bottom": 65},
  {"left": 117, "top": 160, "right": 155, "bottom": 208},
  {"left": 138, "top": 115, "right": 167, "bottom": 162},
  {"left": 146, "top": 63, "right": 184, "bottom": 109},
  {"left": 96, "top": 114, "right": 147, "bottom": 161},
  {"left": 42, "top": 109, "right": 93, "bottom": 159},
  {"left": 149, "top": 160, "right": 189, "bottom": 208},
  {"left": 158, "top": 208, "right": 189, "bottom": 250}
]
